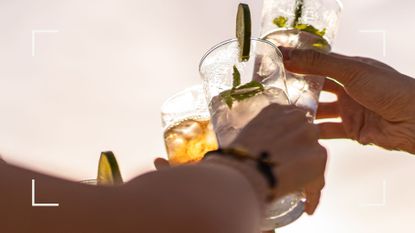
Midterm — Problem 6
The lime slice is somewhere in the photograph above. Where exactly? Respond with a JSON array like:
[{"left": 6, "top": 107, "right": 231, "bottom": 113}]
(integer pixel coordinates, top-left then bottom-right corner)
[
  {"left": 97, "top": 151, "right": 123, "bottom": 186},
  {"left": 236, "top": 3, "right": 252, "bottom": 62}
]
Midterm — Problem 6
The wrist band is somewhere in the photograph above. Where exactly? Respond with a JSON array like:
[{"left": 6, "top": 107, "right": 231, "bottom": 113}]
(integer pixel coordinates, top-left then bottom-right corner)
[{"left": 204, "top": 148, "right": 278, "bottom": 189}]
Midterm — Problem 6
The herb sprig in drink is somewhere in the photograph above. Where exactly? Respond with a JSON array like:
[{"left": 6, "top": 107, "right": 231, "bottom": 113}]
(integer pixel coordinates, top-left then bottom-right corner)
[{"left": 261, "top": 0, "right": 342, "bottom": 117}]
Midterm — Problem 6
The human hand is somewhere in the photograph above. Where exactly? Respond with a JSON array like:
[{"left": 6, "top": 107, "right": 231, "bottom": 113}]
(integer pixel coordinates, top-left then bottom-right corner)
[
  {"left": 279, "top": 47, "right": 415, "bottom": 154},
  {"left": 230, "top": 104, "right": 327, "bottom": 215},
  {"left": 153, "top": 158, "right": 281, "bottom": 233}
]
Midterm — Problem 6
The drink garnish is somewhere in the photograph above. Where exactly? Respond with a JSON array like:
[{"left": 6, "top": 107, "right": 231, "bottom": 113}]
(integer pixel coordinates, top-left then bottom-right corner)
[
  {"left": 220, "top": 65, "right": 264, "bottom": 108},
  {"left": 236, "top": 3, "right": 252, "bottom": 62},
  {"left": 293, "top": 0, "right": 304, "bottom": 27},
  {"left": 272, "top": 0, "right": 327, "bottom": 39},
  {"left": 97, "top": 151, "right": 123, "bottom": 186},
  {"left": 294, "top": 24, "right": 326, "bottom": 37},
  {"left": 273, "top": 16, "right": 288, "bottom": 28},
  {"left": 312, "top": 37, "right": 330, "bottom": 48},
  {"left": 232, "top": 65, "right": 241, "bottom": 87}
]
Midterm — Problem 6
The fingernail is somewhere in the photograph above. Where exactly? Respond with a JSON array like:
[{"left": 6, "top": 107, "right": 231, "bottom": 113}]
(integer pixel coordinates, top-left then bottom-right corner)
[{"left": 278, "top": 46, "right": 292, "bottom": 62}]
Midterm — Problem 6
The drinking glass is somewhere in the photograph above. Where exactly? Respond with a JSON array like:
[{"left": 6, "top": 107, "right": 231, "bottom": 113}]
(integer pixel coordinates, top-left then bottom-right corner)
[
  {"left": 161, "top": 85, "right": 218, "bottom": 165},
  {"left": 261, "top": 0, "right": 343, "bottom": 118},
  {"left": 199, "top": 38, "right": 304, "bottom": 230}
]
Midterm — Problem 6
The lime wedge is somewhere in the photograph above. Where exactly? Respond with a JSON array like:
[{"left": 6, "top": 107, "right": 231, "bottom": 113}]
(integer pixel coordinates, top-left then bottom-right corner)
[
  {"left": 97, "top": 151, "right": 123, "bottom": 186},
  {"left": 236, "top": 3, "right": 251, "bottom": 62}
]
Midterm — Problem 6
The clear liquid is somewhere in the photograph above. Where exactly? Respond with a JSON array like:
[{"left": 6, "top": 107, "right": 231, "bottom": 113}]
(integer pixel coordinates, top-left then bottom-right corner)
[
  {"left": 263, "top": 28, "right": 331, "bottom": 52},
  {"left": 210, "top": 86, "right": 289, "bottom": 147},
  {"left": 263, "top": 29, "right": 331, "bottom": 117},
  {"left": 209, "top": 85, "right": 305, "bottom": 231}
]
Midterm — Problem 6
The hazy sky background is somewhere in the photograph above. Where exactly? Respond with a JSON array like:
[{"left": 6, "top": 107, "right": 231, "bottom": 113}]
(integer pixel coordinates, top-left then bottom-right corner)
[{"left": 0, "top": 0, "right": 414, "bottom": 232}]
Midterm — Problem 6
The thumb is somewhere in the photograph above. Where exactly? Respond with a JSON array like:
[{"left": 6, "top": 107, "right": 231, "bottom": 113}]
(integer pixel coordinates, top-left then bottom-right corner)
[
  {"left": 154, "top": 157, "right": 171, "bottom": 170},
  {"left": 278, "top": 47, "right": 366, "bottom": 86}
]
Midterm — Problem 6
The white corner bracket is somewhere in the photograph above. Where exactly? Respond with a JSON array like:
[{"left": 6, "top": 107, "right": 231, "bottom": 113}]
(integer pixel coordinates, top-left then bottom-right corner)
[
  {"left": 31, "top": 30, "right": 59, "bottom": 57},
  {"left": 359, "top": 30, "right": 387, "bottom": 57},
  {"left": 32, "top": 179, "right": 60, "bottom": 207},
  {"left": 360, "top": 179, "right": 387, "bottom": 207}
]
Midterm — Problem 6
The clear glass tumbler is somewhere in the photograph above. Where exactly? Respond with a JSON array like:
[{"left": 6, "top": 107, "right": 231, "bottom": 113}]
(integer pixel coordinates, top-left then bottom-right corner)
[
  {"left": 261, "top": 0, "right": 343, "bottom": 118},
  {"left": 199, "top": 38, "right": 304, "bottom": 230},
  {"left": 161, "top": 85, "right": 218, "bottom": 166}
]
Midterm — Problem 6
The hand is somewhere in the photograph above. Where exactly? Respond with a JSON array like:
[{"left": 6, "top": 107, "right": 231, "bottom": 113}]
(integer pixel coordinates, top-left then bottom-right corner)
[
  {"left": 154, "top": 158, "right": 278, "bottom": 233},
  {"left": 230, "top": 104, "right": 327, "bottom": 215},
  {"left": 280, "top": 47, "right": 415, "bottom": 154}
]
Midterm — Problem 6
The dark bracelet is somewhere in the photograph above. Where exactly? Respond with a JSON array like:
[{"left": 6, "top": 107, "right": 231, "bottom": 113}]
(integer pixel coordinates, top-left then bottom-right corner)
[{"left": 204, "top": 148, "right": 278, "bottom": 189}]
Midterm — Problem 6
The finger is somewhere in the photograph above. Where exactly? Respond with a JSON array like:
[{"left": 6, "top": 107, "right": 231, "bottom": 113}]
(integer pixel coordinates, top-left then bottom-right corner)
[
  {"left": 304, "top": 177, "right": 325, "bottom": 215},
  {"left": 254, "top": 104, "right": 308, "bottom": 132},
  {"left": 316, "top": 102, "right": 339, "bottom": 119},
  {"left": 261, "top": 103, "right": 307, "bottom": 119},
  {"left": 279, "top": 46, "right": 412, "bottom": 117},
  {"left": 279, "top": 47, "right": 370, "bottom": 86},
  {"left": 352, "top": 56, "right": 397, "bottom": 72},
  {"left": 275, "top": 146, "right": 327, "bottom": 197},
  {"left": 305, "top": 190, "right": 321, "bottom": 215},
  {"left": 154, "top": 157, "right": 171, "bottom": 170},
  {"left": 318, "top": 122, "right": 347, "bottom": 139},
  {"left": 322, "top": 78, "right": 344, "bottom": 95},
  {"left": 270, "top": 124, "right": 319, "bottom": 162},
  {"left": 0, "top": 155, "right": 6, "bottom": 164}
]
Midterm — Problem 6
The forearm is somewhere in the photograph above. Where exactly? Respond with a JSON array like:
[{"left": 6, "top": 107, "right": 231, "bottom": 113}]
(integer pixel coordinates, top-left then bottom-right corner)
[
  {"left": 0, "top": 160, "right": 263, "bottom": 233},
  {"left": 121, "top": 162, "right": 263, "bottom": 233},
  {"left": 0, "top": 162, "right": 118, "bottom": 232}
]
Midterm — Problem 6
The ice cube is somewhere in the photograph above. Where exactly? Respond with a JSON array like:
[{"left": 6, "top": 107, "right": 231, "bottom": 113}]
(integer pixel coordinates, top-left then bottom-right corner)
[
  {"left": 172, "top": 120, "right": 203, "bottom": 140},
  {"left": 264, "top": 87, "right": 290, "bottom": 105},
  {"left": 228, "top": 92, "right": 271, "bottom": 129},
  {"left": 210, "top": 90, "right": 274, "bottom": 146},
  {"left": 210, "top": 87, "right": 289, "bottom": 146},
  {"left": 165, "top": 133, "right": 187, "bottom": 160}
]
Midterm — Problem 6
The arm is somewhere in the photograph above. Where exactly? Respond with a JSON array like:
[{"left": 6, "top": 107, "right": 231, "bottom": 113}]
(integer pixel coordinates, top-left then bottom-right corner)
[
  {"left": 0, "top": 104, "right": 327, "bottom": 233},
  {"left": 0, "top": 160, "right": 261, "bottom": 233}
]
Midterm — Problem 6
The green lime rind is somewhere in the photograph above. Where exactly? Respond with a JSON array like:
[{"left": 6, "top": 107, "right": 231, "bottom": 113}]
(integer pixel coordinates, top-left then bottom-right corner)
[
  {"left": 97, "top": 151, "right": 124, "bottom": 186},
  {"left": 236, "top": 3, "right": 252, "bottom": 62}
]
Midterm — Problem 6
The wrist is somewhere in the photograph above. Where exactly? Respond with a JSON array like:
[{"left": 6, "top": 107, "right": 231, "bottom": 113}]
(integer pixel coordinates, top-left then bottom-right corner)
[
  {"left": 205, "top": 148, "right": 277, "bottom": 191},
  {"left": 202, "top": 151, "right": 275, "bottom": 211}
]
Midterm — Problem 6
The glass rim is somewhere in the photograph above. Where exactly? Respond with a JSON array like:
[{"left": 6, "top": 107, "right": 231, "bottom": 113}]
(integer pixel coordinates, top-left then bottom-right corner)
[
  {"left": 260, "top": 27, "right": 335, "bottom": 46},
  {"left": 198, "top": 37, "right": 284, "bottom": 74},
  {"left": 160, "top": 85, "right": 204, "bottom": 114},
  {"left": 305, "top": 0, "right": 344, "bottom": 10},
  {"left": 335, "top": 0, "right": 344, "bottom": 10}
]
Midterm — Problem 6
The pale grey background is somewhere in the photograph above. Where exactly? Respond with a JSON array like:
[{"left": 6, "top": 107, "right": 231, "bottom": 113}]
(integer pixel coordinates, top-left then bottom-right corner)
[{"left": 0, "top": 0, "right": 414, "bottom": 232}]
